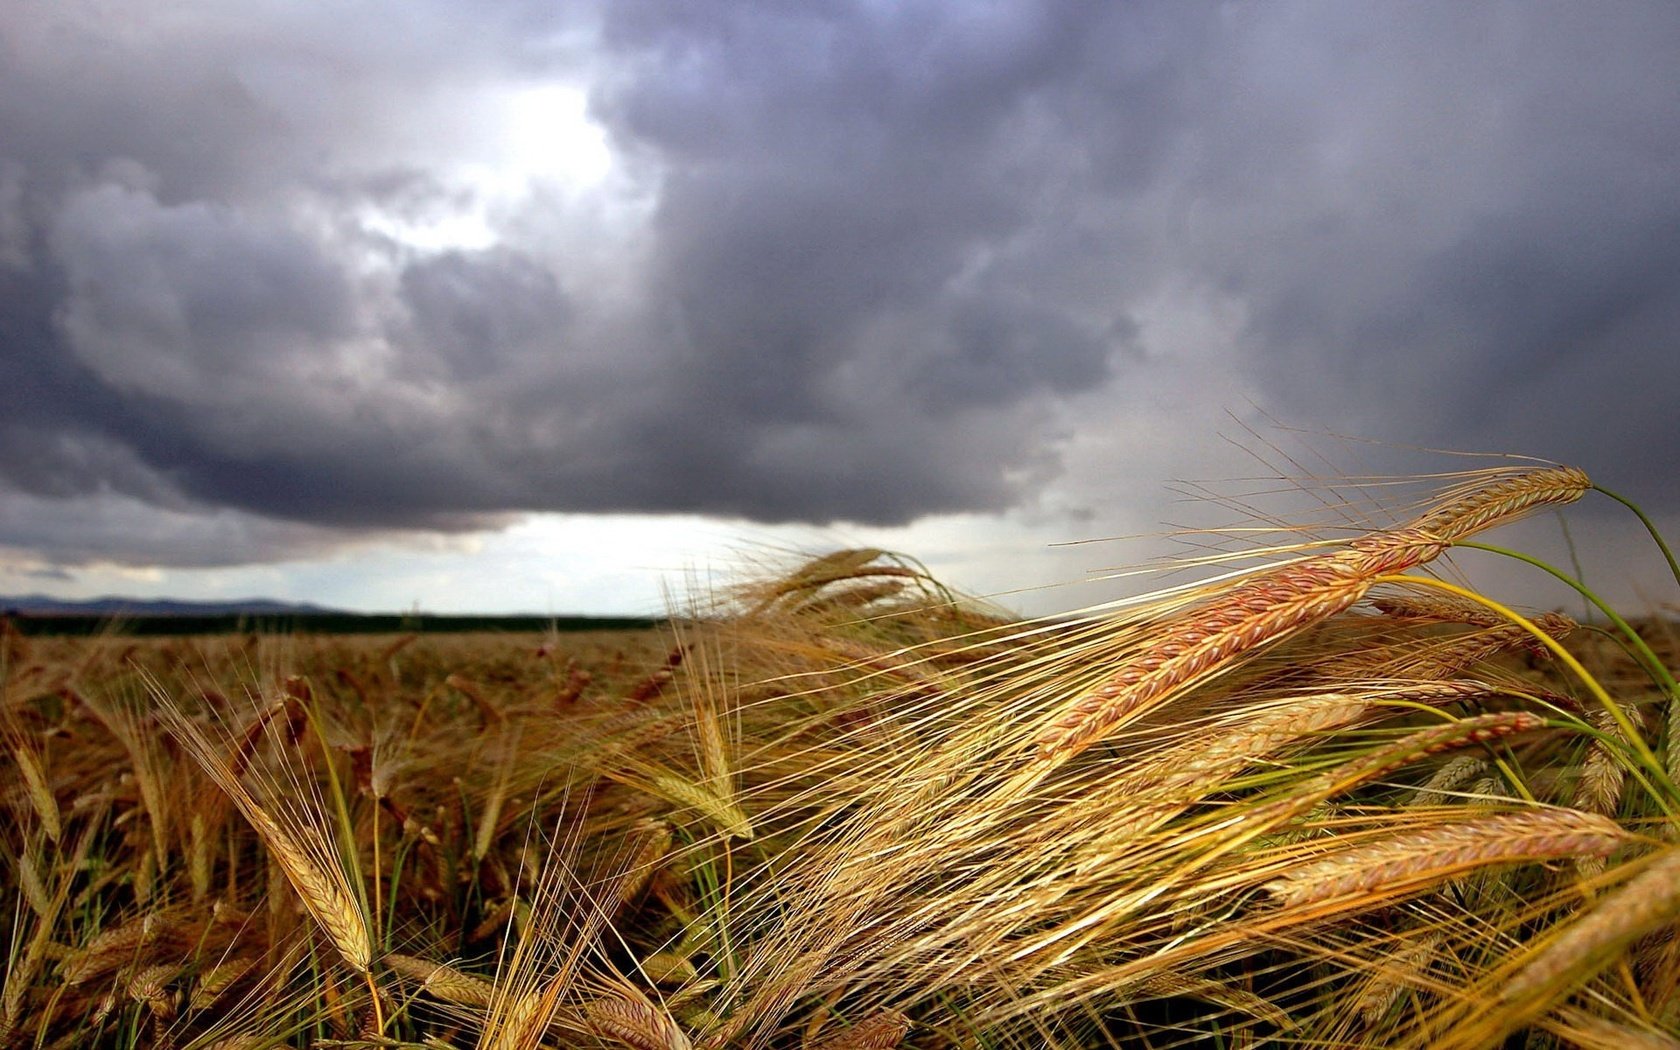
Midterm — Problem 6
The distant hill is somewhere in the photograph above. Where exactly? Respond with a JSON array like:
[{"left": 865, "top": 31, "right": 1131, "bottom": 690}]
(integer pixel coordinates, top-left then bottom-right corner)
[
  {"left": 0, "top": 595, "right": 661, "bottom": 636},
  {"left": 0, "top": 594, "right": 338, "bottom": 617}
]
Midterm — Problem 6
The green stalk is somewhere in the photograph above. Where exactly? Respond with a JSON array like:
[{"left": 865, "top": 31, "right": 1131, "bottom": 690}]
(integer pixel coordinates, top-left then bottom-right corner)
[
  {"left": 687, "top": 832, "right": 738, "bottom": 982},
  {"left": 1594, "top": 484, "right": 1680, "bottom": 591},
  {"left": 1455, "top": 540, "right": 1678, "bottom": 701},
  {"left": 293, "top": 693, "right": 386, "bottom": 1035},
  {"left": 1554, "top": 509, "right": 1591, "bottom": 621},
  {"left": 384, "top": 836, "right": 414, "bottom": 955},
  {"left": 1374, "top": 575, "right": 1676, "bottom": 811}
]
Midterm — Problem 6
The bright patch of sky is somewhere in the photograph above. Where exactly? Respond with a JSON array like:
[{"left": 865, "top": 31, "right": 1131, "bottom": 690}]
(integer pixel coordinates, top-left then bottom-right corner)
[{"left": 359, "top": 82, "right": 614, "bottom": 252}]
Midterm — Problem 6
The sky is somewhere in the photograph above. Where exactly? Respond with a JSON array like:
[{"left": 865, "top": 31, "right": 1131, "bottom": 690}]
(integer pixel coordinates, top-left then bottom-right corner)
[{"left": 1, "top": 1, "right": 1678, "bottom": 618}]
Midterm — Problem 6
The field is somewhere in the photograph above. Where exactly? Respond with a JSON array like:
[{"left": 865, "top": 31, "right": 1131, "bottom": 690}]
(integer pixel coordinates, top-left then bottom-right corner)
[{"left": 4, "top": 464, "right": 1680, "bottom": 1049}]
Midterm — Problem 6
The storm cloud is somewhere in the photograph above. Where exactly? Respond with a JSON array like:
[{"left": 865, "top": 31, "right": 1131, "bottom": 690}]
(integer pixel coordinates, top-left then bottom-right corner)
[{"left": 2, "top": 1, "right": 1677, "bottom": 571}]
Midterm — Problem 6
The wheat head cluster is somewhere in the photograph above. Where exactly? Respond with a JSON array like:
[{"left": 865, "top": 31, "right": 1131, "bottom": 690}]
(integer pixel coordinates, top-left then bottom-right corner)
[{"left": 3, "top": 462, "right": 1680, "bottom": 1049}]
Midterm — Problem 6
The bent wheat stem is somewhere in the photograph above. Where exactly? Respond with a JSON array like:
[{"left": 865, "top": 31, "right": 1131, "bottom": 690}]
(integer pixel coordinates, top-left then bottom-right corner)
[
  {"left": 1594, "top": 483, "right": 1680, "bottom": 591},
  {"left": 1456, "top": 540, "right": 1680, "bottom": 700},
  {"left": 1375, "top": 574, "right": 1672, "bottom": 806}
]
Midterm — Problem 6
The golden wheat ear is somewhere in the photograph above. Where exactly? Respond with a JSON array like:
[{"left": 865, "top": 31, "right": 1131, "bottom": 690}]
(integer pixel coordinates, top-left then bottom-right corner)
[
  {"left": 383, "top": 952, "right": 497, "bottom": 1008},
  {"left": 1461, "top": 845, "right": 1680, "bottom": 1045},
  {"left": 803, "top": 1008, "right": 911, "bottom": 1050},
  {"left": 1021, "top": 465, "right": 1590, "bottom": 780},
  {"left": 152, "top": 691, "right": 374, "bottom": 976},
  {"left": 579, "top": 987, "right": 694, "bottom": 1050},
  {"left": 1260, "top": 808, "right": 1631, "bottom": 909},
  {"left": 1542, "top": 1007, "right": 1680, "bottom": 1050},
  {"left": 11, "top": 741, "right": 61, "bottom": 843}
]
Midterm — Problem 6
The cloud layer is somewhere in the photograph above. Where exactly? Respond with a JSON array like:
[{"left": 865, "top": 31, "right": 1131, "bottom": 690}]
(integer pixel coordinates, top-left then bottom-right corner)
[{"left": 2, "top": 2, "right": 1677, "bottom": 571}]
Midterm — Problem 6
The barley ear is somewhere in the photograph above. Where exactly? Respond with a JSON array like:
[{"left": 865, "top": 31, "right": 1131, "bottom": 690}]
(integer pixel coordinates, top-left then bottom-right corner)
[
  {"left": 805, "top": 1009, "right": 912, "bottom": 1050},
  {"left": 1545, "top": 1007, "right": 1680, "bottom": 1050},
  {"left": 646, "top": 773, "right": 754, "bottom": 841},
  {"left": 16, "top": 852, "right": 52, "bottom": 919},
  {"left": 582, "top": 991, "right": 694, "bottom": 1050},
  {"left": 13, "top": 744, "right": 60, "bottom": 843},
  {"left": 1475, "top": 846, "right": 1680, "bottom": 1045},
  {"left": 1262, "top": 809, "right": 1629, "bottom": 909},
  {"left": 243, "top": 801, "right": 374, "bottom": 973},
  {"left": 155, "top": 692, "right": 373, "bottom": 974},
  {"left": 383, "top": 953, "right": 496, "bottom": 1008},
  {"left": 1355, "top": 933, "right": 1443, "bottom": 1026},
  {"left": 609, "top": 819, "right": 675, "bottom": 910},
  {"left": 1411, "top": 465, "right": 1592, "bottom": 543}
]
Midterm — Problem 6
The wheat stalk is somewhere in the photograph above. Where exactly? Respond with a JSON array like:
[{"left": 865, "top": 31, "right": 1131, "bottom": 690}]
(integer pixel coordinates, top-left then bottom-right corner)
[
  {"left": 485, "top": 989, "right": 550, "bottom": 1050},
  {"left": 595, "top": 710, "right": 689, "bottom": 755},
  {"left": 1132, "top": 972, "right": 1290, "bottom": 1028},
  {"left": 1145, "top": 692, "right": 1377, "bottom": 792},
  {"left": 1379, "top": 618, "right": 1576, "bottom": 680},
  {"left": 1575, "top": 707, "right": 1634, "bottom": 818},
  {"left": 1375, "top": 593, "right": 1579, "bottom": 642},
  {"left": 1028, "top": 540, "right": 1413, "bottom": 766},
  {"left": 190, "top": 955, "right": 258, "bottom": 1011},
  {"left": 748, "top": 549, "right": 902, "bottom": 611},
  {"left": 1574, "top": 704, "right": 1642, "bottom": 878},
  {"left": 186, "top": 811, "right": 212, "bottom": 906},
  {"left": 1373, "top": 593, "right": 1516, "bottom": 627},
  {"left": 2, "top": 917, "right": 49, "bottom": 1043},
  {"left": 641, "top": 951, "right": 699, "bottom": 985},
  {"left": 469, "top": 896, "right": 520, "bottom": 943},
  {"left": 1325, "top": 711, "right": 1549, "bottom": 790},
  {"left": 645, "top": 773, "right": 754, "bottom": 840},
  {"left": 1097, "top": 684, "right": 1486, "bottom": 847},
  {"left": 124, "top": 963, "right": 178, "bottom": 1018},
  {"left": 1409, "top": 465, "right": 1591, "bottom": 542},
  {"left": 474, "top": 728, "right": 518, "bottom": 862},
  {"left": 16, "top": 852, "right": 51, "bottom": 919},
  {"left": 241, "top": 801, "right": 372, "bottom": 973},
  {"left": 1156, "top": 680, "right": 1504, "bottom": 793},
  {"left": 1407, "top": 754, "right": 1488, "bottom": 808},
  {"left": 609, "top": 818, "right": 674, "bottom": 909},
  {"left": 478, "top": 827, "right": 616, "bottom": 1050},
  {"left": 4, "top": 822, "right": 93, "bottom": 1042},
  {"left": 1546, "top": 1007, "right": 1680, "bottom": 1050},
  {"left": 1668, "top": 683, "right": 1680, "bottom": 790},
  {"left": 60, "top": 911, "right": 166, "bottom": 985}
]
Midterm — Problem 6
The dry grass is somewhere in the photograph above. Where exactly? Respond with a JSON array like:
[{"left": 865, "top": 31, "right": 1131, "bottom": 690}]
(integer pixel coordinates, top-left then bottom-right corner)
[{"left": 2, "top": 462, "right": 1676, "bottom": 1048}]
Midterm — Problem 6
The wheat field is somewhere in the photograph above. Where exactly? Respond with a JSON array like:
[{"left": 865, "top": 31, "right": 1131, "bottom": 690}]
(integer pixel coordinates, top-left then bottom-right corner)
[{"left": 4, "top": 463, "right": 1679, "bottom": 1049}]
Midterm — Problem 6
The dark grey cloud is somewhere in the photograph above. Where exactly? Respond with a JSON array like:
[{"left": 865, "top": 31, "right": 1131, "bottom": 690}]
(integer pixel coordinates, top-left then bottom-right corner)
[
  {"left": 1157, "top": 4, "right": 1680, "bottom": 500},
  {"left": 1, "top": 1, "right": 1677, "bottom": 571},
  {"left": 0, "top": 488, "right": 374, "bottom": 570}
]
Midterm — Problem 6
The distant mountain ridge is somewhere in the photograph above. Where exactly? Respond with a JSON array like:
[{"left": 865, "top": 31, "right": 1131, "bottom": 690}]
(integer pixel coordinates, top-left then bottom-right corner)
[
  {"left": 0, "top": 595, "right": 339, "bottom": 617},
  {"left": 0, "top": 596, "right": 663, "bottom": 637}
]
